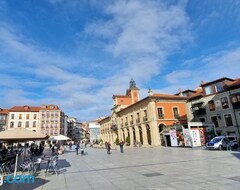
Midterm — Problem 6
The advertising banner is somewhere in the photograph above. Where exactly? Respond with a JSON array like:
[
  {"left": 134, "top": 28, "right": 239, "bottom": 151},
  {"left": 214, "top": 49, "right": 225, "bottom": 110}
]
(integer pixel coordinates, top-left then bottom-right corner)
[
  {"left": 183, "top": 128, "right": 191, "bottom": 147},
  {"left": 169, "top": 129, "right": 178, "bottom": 147},
  {"left": 191, "top": 129, "right": 201, "bottom": 147}
]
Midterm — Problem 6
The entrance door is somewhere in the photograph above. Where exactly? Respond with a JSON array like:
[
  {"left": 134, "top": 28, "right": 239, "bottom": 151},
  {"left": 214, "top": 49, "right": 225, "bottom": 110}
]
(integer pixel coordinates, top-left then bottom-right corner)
[{"left": 165, "top": 135, "right": 171, "bottom": 147}]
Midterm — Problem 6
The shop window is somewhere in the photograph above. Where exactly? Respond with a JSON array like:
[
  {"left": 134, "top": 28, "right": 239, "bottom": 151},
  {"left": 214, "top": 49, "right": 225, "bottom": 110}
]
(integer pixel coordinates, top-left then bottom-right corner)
[
  {"left": 208, "top": 100, "right": 215, "bottom": 111},
  {"left": 221, "top": 97, "right": 229, "bottom": 109},
  {"left": 224, "top": 114, "right": 233, "bottom": 127}
]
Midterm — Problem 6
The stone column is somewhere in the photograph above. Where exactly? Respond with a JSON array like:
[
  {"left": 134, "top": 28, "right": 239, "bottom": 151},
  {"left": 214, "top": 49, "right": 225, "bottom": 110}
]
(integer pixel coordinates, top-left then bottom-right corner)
[
  {"left": 134, "top": 125, "right": 140, "bottom": 143},
  {"left": 129, "top": 127, "right": 134, "bottom": 146},
  {"left": 148, "top": 100, "right": 161, "bottom": 146},
  {"left": 141, "top": 123, "right": 148, "bottom": 145}
]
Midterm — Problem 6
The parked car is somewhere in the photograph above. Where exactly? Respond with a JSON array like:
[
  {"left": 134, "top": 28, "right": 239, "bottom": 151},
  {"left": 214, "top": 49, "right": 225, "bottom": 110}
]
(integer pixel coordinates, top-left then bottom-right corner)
[
  {"left": 206, "top": 136, "right": 238, "bottom": 150},
  {"left": 226, "top": 136, "right": 238, "bottom": 150}
]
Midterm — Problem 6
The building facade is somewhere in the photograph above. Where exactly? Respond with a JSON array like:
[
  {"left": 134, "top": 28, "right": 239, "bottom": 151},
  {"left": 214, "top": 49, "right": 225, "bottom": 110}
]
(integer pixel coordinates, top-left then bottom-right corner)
[
  {"left": 99, "top": 79, "right": 187, "bottom": 147},
  {"left": 89, "top": 121, "right": 101, "bottom": 144},
  {"left": 67, "top": 117, "right": 82, "bottom": 142},
  {"left": 38, "top": 105, "right": 65, "bottom": 136},
  {"left": 7, "top": 105, "right": 40, "bottom": 132},
  {"left": 186, "top": 77, "right": 240, "bottom": 140},
  {"left": 0, "top": 108, "right": 9, "bottom": 132}
]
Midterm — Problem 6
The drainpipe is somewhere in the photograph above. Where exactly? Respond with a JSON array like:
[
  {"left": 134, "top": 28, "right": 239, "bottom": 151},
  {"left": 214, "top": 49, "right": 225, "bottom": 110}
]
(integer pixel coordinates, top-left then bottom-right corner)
[{"left": 228, "top": 90, "right": 240, "bottom": 136}]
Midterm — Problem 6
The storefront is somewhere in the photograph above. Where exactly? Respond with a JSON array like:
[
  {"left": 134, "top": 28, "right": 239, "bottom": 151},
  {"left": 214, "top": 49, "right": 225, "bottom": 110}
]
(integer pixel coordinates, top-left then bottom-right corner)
[{"left": 162, "top": 122, "right": 216, "bottom": 147}]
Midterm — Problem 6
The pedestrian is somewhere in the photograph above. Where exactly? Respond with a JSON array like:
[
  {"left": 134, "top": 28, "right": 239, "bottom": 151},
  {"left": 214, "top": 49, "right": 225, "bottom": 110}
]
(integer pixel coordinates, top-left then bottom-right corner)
[
  {"left": 75, "top": 142, "right": 80, "bottom": 155},
  {"left": 69, "top": 142, "right": 72, "bottom": 150},
  {"left": 51, "top": 145, "right": 55, "bottom": 155},
  {"left": 107, "top": 142, "right": 111, "bottom": 154},
  {"left": 227, "top": 141, "right": 232, "bottom": 151},
  {"left": 105, "top": 141, "right": 108, "bottom": 149},
  {"left": 119, "top": 140, "right": 124, "bottom": 153}
]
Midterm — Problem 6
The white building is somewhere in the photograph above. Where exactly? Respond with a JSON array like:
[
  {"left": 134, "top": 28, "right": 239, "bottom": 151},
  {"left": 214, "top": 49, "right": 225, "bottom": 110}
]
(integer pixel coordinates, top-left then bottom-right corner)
[
  {"left": 7, "top": 105, "right": 40, "bottom": 132},
  {"left": 89, "top": 121, "right": 100, "bottom": 143}
]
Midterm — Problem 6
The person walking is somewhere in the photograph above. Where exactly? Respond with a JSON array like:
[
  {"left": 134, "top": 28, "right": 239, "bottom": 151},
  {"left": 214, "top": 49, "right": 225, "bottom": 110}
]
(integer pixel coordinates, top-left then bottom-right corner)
[
  {"left": 107, "top": 142, "right": 111, "bottom": 154},
  {"left": 75, "top": 142, "right": 80, "bottom": 155},
  {"left": 119, "top": 141, "right": 124, "bottom": 153},
  {"left": 69, "top": 142, "right": 72, "bottom": 150}
]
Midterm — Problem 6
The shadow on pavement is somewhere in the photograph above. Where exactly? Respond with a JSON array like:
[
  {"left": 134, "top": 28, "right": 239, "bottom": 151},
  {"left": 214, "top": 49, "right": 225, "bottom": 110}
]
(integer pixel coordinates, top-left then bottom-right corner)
[{"left": 231, "top": 152, "right": 240, "bottom": 160}]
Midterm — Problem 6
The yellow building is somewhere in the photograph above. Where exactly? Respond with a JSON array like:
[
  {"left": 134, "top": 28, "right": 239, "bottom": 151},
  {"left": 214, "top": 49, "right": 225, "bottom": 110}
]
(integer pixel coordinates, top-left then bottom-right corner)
[{"left": 99, "top": 79, "right": 187, "bottom": 147}]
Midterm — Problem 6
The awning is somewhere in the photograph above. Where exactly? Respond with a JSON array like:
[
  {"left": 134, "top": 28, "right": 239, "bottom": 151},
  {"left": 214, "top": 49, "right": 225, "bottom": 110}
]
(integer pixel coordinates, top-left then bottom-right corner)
[
  {"left": 48, "top": 135, "right": 70, "bottom": 141},
  {"left": 0, "top": 128, "right": 48, "bottom": 142}
]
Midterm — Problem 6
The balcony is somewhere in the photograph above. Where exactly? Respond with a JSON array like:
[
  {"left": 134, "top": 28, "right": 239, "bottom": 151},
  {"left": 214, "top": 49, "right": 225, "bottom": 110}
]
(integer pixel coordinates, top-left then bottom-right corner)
[
  {"left": 194, "top": 108, "right": 206, "bottom": 116},
  {"left": 143, "top": 116, "right": 148, "bottom": 121},
  {"left": 136, "top": 118, "right": 140, "bottom": 123},
  {"left": 111, "top": 124, "right": 118, "bottom": 131},
  {"left": 130, "top": 120, "right": 134, "bottom": 125},
  {"left": 174, "top": 114, "right": 180, "bottom": 119},
  {"left": 158, "top": 114, "right": 164, "bottom": 119}
]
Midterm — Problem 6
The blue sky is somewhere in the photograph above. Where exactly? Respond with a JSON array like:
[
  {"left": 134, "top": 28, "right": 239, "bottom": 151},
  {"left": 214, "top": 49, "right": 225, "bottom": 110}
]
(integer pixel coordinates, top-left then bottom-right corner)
[{"left": 1, "top": 0, "right": 240, "bottom": 121}]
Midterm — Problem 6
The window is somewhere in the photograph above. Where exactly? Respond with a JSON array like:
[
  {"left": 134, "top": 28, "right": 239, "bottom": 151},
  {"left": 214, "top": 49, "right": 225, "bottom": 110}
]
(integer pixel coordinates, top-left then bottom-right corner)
[
  {"left": 221, "top": 97, "right": 229, "bottom": 109},
  {"left": 10, "top": 122, "right": 14, "bottom": 128},
  {"left": 11, "top": 114, "right": 14, "bottom": 119},
  {"left": 18, "top": 121, "right": 22, "bottom": 128},
  {"left": 205, "top": 86, "right": 213, "bottom": 95},
  {"left": 19, "top": 114, "right": 22, "bottom": 119},
  {"left": 157, "top": 108, "right": 164, "bottom": 119},
  {"left": 215, "top": 82, "right": 224, "bottom": 93},
  {"left": 26, "top": 121, "right": 29, "bottom": 128},
  {"left": 199, "top": 118, "right": 206, "bottom": 122},
  {"left": 33, "top": 121, "right": 37, "bottom": 128},
  {"left": 208, "top": 100, "right": 215, "bottom": 111},
  {"left": 34, "top": 114, "right": 37, "bottom": 119},
  {"left": 224, "top": 114, "right": 233, "bottom": 127},
  {"left": 26, "top": 114, "right": 30, "bottom": 119},
  {"left": 173, "top": 107, "right": 179, "bottom": 119},
  {"left": 211, "top": 116, "right": 219, "bottom": 128}
]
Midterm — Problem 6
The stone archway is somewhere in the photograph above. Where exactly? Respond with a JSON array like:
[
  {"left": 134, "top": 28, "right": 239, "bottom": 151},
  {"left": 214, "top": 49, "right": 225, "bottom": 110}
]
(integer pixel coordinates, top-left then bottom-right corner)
[
  {"left": 146, "top": 124, "right": 151, "bottom": 145},
  {"left": 139, "top": 126, "right": 143, "bottom": 144},
  {"left": 132, "top": 127, "right": 136, "bottom": 142},
  {"left": 159, "top": 123, "right": 166, "bottom": 146}
]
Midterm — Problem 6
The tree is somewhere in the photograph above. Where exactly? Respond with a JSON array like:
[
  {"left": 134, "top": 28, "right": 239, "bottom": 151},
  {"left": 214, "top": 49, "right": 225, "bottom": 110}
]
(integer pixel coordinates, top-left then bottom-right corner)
[
  {"left": 115, "top": 137, "right": 120, "bottom": 145},
  {"left": 125, "top": 136, "right": 130, "bottom": 146}
]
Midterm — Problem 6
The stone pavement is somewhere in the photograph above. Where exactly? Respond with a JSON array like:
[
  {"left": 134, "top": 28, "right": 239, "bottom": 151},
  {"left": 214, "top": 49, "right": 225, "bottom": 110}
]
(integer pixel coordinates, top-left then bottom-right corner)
[{"left": 2, "top": 146, "right": 240, "bottom": 190}]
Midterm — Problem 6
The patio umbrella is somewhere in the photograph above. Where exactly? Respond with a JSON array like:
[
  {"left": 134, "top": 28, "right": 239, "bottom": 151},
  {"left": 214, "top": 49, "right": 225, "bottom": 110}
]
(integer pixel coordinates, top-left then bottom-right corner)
[
  {"left": 48, "top": 135, "right": 70, "bottom": 141},
  {"left": 0, "top": 128, "right": 48, "bottom": 177}
]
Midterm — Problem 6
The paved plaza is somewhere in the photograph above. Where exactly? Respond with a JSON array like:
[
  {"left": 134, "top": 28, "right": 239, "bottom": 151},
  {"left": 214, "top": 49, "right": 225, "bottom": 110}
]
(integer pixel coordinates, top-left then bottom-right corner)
[{"left": 2, "top": 146, "right": 240, "bottom": 190}]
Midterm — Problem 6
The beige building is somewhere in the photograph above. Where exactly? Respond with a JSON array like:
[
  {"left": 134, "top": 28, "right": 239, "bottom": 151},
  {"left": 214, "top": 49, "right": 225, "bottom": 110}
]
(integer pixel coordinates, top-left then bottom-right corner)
[
  {"left": 38, "top": 105, "right": 65, "bottom": 136},
  {"left": 99, "top": 79, "right": 187, "bottom": 147},
  {"left": 7, "top": 105, "right": 40, "bottom": 132}
]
